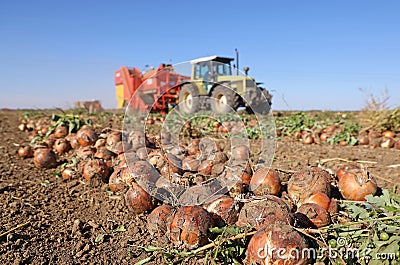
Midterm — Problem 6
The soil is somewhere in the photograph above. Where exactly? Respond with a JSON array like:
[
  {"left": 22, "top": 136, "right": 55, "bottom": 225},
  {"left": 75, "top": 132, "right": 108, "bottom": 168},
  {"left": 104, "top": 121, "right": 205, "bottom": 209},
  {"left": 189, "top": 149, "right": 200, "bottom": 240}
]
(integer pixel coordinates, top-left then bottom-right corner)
[{"left": 0, "top": 110, "right": 399, "bottom": 264}]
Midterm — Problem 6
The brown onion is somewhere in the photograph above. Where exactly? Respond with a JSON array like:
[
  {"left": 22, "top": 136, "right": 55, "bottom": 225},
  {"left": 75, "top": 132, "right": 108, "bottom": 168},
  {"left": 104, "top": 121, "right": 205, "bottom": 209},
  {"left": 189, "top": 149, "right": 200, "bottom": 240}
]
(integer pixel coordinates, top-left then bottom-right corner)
[
  {"left": 381, "top": 137, "right": 395, "bottom": 148},
  {"left": 297, "top": 203, "right": 331, "bottom": 228},
  {"left": 198, "top": 160, "right": 213, "bottom": 175},
  {"left": 54, "top": 125, "right": 68, "bottom": 138},
  {"left": 66, "top": 133, "right": 80, "bottom": 149},
  {"left": 18, "top": 146, "right": 34, "bottom": 158},
  {"left": 302, "top": 191, "right": 330, "bottom": 211},
  {"left": 237, "top": 195, "right": 293, "bottom": 230},
  {"left": 34, "top": 148, "right": 57, "bottom": 168},
  {"left": 53, "top": 138, "right": 71, "bottom": 154},
  {"left": 245, "top": 222, "right": 309, "bottom": 265},
  {"left": 287, "top": 167, "right": 331, "bottom": 204},
  {"left": 169, "top": 205, "right": 213, "bottom": 249},
  {"left": 338, "top": 165, "right": 377, "bottom": 201},
  {"left": 231, "top": 145, "right": 250, "bottom": 161},
  {"left": 147, "top": 205, "right": 174, "bottom": 236},
  {"left": 76, "top": 125, "right": 98, "bottom": 147},
  {"left": 61, "top": 167, "right": 77, "bottom": 180},
  {"left": 204, "top": 195, "right": 239, "bottom": 226},
  {"left": 382, "top": 130, "right": 395, "bottom": 138},
  {"left": 250, "top": 168, "right": 281, "bottom": 196},
  {"left": 125, "top": 183, "right": 154, "bottom": 214},
  {"left": 82, "top": 159, "right": 111, "bottom": 182}
]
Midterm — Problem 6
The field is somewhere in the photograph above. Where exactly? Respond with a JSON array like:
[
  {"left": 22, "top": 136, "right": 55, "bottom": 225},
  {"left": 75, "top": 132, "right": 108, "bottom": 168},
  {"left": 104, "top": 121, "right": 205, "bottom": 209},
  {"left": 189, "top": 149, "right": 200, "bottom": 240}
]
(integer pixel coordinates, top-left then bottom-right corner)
[{"left": 0, "top": 109, "right": 399, "bottom": 264}]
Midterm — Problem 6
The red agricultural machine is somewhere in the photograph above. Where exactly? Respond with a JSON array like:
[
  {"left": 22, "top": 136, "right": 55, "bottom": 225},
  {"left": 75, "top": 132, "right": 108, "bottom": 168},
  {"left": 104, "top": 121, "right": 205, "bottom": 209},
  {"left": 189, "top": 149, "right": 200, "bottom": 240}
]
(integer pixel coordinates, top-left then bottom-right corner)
[{"left": 114, "top": 64, "right": 189, "bottom": 113}]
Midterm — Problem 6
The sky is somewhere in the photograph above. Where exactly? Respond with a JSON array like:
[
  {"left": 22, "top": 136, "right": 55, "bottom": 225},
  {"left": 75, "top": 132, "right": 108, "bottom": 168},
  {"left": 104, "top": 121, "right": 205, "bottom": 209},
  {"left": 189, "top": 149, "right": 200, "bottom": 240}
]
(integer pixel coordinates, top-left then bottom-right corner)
[{"left": 0, "top": 0, "right": 399, "bottom": 111}]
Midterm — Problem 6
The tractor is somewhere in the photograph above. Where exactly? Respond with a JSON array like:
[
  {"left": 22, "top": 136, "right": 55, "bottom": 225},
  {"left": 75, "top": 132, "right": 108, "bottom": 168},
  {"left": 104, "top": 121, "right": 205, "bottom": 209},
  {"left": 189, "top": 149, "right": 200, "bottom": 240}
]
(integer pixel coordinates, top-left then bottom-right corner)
[
  {"left": 114, "top": 55, "right": 272, "bottom": 114},
  {"left": 178, "top": 56, "right": 272, "bottom": 114}
]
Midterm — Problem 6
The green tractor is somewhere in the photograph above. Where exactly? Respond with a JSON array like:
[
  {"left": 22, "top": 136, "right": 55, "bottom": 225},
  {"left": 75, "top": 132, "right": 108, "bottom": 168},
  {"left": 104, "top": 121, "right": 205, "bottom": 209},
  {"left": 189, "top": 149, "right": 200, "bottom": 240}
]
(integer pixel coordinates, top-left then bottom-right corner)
[{"left": 178, "top": 55, "right": 272, "bottom": 114}]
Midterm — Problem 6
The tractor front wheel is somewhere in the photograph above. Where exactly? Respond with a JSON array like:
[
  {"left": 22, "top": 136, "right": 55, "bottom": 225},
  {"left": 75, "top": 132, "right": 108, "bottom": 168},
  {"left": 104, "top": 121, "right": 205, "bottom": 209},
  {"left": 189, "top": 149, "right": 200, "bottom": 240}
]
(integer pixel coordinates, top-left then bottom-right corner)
[
  {"left": 211, "top": 86, "right": 239, "bottom": 114},
  {"left": 178, "top": 85, "right": 200, "bottom": 114}
]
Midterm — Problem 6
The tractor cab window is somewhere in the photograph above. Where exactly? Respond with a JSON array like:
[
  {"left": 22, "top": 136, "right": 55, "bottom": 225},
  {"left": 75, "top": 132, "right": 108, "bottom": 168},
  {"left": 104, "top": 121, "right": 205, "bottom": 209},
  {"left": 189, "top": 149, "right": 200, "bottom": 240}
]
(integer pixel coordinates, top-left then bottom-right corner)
[
  {"left": 194, "top": 62, "right": 211, "bottom": 79},
  {"left": 215, "top": 63, "right": 232, "bottom": 76}
]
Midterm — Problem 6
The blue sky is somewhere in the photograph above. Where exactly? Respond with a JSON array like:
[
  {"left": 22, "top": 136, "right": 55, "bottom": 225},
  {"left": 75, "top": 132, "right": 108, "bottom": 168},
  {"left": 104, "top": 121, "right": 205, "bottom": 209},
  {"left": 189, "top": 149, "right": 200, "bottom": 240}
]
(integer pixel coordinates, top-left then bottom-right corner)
[{"left": 0, "top": 0, "right": 399, "bottom": 110}]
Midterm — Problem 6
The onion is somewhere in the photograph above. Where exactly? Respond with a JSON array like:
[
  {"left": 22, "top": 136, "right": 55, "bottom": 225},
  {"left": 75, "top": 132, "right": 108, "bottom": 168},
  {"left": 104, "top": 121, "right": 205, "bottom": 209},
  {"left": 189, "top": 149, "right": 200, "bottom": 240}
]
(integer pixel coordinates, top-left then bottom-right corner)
[
  {"left": 66, "top": 133, "right": 80, "bottom": 149},
  {"left": 338, "top": 165, "right": 377, "bottom": 201},
  {"left": 245, "top": 222, "right": 309, "bottom": 265},
  {"left": 33, "top": 148, "right": 57, "bottom": 168},
  {"left": 237, "top": 195, "right": 293, "bottom": 230},
  {"left": 169, "top": 205, "right": 213, "bottom": 249},
  {"left": 106, "top": 131, "right": 122, "bottom": 146},
  {"left": 297, "top": 203, "right": 331, "bottom": 228},
  {"left": 358, "top": 134, "right": 369, "bottom": 145},
  {"left": 287, "top": 167, "right": 331, "bottom": 204},
  {"left": 302, "top": 132, "right": 314, "bottom": 144},
  {"left": 108, "top": 169, "right": 126, "bottom": 192},
  {"left": 204, "top": 195, "right": 239, "bottom": 226},
  {"left": 301, "top": 191, "right": 330, "bottom": 211},
  {"left": 18, "top": 123, "right": 26, "bottom": 132},
  {"left": 381, "top": 137, "right": 395, "bottom": 148},
  {"left": 125, "top": 182, "right": 154, "bottom": 214},
  {"left": 94, "top": 138, "right": 106, "bottom": 148},
  {"left": 76, "top": 125, "right": 98, "bottom": 147},
  {"left": 75, "top": 146, "right": 95, "bottom": 160},
  {"left": 82, "top": 158, "right": 111, "bottom": 182},
  {"left": 61, "top": 167, "right": 77, "bottom": 180},
  {"left": 18, "top": 146, "right": 34, "bottom": 158},
  {"left": 198, "top": 160, "right": 213, "bottom": 175},
  {"left": 187, "top": 139, "right": 200, "bottom": 155},
  {"left": 231, "top": 145, "right": 250, "bottom": 161},
  {"left": 382, "top": 130, "right": 395, "bottom": 138},
  {"left": 336, "top": 164, "right": 359, "bottom": 181},
  {"left": 54, "top": 125, "right": 68, "bottom": 138},
  {"left": 250, "top": 168, "right": 281, "bottom": 196},
  {"left": 147, "top": 205, "right": 174, "bottom": 236},
  {"left": 319, "top": 132, "right": 329, "bottom": 142},
  {"left": 94, "top": 146, "right": 115, "bottom": 161},
  {"left": 53, "top": 138, "right": 71, "bottom": 154}
]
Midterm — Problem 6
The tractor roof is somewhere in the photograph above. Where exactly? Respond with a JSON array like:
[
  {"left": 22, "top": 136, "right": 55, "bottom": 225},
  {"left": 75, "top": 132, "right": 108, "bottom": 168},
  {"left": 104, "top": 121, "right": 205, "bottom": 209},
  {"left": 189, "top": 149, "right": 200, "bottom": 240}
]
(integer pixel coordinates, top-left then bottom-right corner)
[{"left": 190, "top": 56, "right": 234, "bottom": 64}]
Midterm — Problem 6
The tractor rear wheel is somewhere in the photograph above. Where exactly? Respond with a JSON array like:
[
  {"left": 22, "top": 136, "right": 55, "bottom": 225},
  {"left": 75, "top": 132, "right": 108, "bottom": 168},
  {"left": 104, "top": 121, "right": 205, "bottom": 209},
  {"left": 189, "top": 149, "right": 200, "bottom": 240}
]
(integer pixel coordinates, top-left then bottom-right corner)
[
  {"left": 211, "top": 86, "right": 239, "bottom": 114},
  {"left": 178, "top": 85, "right": 200, "bottom": 114}
]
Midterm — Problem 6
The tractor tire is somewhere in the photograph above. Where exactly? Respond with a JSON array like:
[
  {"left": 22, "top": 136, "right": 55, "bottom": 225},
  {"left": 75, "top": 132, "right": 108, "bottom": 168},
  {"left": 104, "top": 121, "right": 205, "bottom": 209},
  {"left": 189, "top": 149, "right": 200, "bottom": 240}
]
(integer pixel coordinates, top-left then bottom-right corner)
[
  {"left": 178, "top": 85, "right": 200, "bottom": 114},
  {"left": 210, "top": 86, "right": 240, "bottom": 114},
  {"left": 247, "top": 88, "right": 272, "bottom": 114}
]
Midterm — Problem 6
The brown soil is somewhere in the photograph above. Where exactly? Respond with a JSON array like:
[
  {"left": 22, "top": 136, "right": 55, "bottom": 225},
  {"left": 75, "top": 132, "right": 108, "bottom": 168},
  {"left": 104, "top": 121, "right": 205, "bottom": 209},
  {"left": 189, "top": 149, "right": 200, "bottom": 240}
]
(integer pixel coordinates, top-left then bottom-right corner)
[{"left": 0, "top": 110, "right": 399, "bottom": 264}]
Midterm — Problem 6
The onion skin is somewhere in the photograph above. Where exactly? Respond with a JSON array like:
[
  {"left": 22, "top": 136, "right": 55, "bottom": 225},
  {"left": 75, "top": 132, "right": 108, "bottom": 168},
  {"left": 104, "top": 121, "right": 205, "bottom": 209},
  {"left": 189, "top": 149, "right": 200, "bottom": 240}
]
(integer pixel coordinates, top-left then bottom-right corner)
[
  {"left": 297, "top": 203, "right": 331, "bottom": 228},
  {"left": 301, "top": 192, "right": 330, "bottom": 211},
  {"left": 82, "top": 159, "right": 111, "bottom": 182},
  {"left": 250, "top": 168, "right": 281, "bottom": 196},
  {"left": 147, "top": 205, "right": 174, "bottom": 236},
  {"left": 245, "top": 222, "right": 309, "bottom": 265},
  {"left": 237, "top": 195, "right": 293, "bottom": 230},
  {"left": 33, "top": 148, "right": 57, "bottom": 169},
  {"left": 232, "top": 145, "right": 250, "bottom": 161},
  {"left": 53, "top": 138, "right": 71, "bottom": 154},
  {"left": 76, "top": 126, "right": 98, "bottom": 147},
  {"left": 108, "top": 168, "right": 126, "bottom": 193},
  {"left": 18, "top": 146, "right": 34, "bottom": 158},
  {"left": 54, "top": 125, "right": 68, "bottom": 138},
  {"left": 338, "top": 166, "right": 377, "bottom": 201},
  {"left": 204, "top": 195, "right": 239, "bottom": 226},
  {"left": 169, "top": 206, "right": 213, "bottom": 249},
  {"left": 287, "top": 168, "right": 331, "bottom": 204},
  {"left": 381, "top": 137, "right": 395, "bottom": 148},
  {"left": 382, "top": 130, "right": 395, "bottom": 138},
  {"left": 125, "top": 183, "right": 154, "bottom": 214},
  {"left": 61, "top": 167, "right": 76, "bottom": 180}
]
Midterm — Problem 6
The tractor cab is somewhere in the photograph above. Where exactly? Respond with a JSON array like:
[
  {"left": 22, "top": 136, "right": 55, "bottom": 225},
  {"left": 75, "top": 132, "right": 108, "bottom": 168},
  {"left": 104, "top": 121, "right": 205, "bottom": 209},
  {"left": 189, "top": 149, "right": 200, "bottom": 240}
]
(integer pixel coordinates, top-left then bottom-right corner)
[{"left": 191, "top": 56, "right": 234, "bottom": 82}]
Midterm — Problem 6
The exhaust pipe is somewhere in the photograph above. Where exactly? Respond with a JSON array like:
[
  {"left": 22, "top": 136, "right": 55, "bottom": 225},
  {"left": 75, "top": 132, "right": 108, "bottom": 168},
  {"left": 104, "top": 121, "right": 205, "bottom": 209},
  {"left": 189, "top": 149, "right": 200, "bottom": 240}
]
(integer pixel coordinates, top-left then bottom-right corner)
[{"left": 235, "top": 48, "right": 239, "bottom": 75}]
